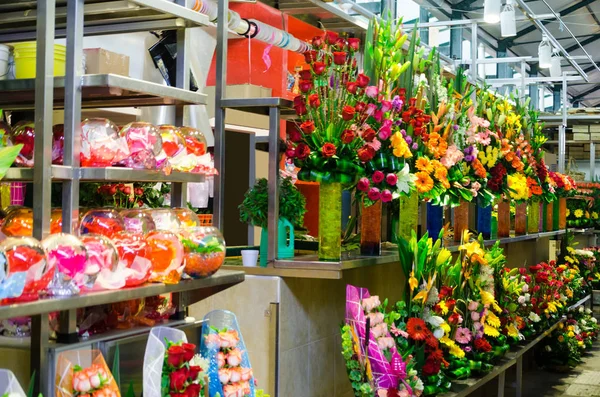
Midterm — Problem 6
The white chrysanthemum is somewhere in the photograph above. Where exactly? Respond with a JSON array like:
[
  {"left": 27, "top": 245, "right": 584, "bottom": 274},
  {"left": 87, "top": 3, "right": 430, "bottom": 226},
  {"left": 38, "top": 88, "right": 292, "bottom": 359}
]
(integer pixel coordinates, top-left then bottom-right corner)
[
  {"left": 529, "top": 312, "right": 541, "bottom": 323},
  {"left": 591, "top": 317, "right": 597, "bottom": 324}
]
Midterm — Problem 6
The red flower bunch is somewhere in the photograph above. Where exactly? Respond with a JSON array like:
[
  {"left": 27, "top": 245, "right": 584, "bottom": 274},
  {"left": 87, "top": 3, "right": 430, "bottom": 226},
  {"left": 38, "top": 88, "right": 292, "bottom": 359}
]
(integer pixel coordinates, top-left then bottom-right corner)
[
  {"left": 406, "top": 317, "right": 430, "bottom": 341},
  {"left": 163, "top": 341, "right": 207, "bottom": 397},
  {"left": 474, "top": 337, "right": 492, "bottom": 352},
  {"left": 402, "top": 98, "right": 432, "bottom": 138},
  {"left": 96, "top": 183, "right": 146, "bottom": 208},
  {"left": 487, "top": 163, "right": 507, "bottom": 192}
]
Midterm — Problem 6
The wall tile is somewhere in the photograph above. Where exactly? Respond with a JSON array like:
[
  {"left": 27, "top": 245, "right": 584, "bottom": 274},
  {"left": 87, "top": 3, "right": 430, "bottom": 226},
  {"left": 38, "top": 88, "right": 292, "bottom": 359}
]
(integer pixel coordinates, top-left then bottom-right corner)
[
  {"left": 308, "top": 337, "right": 334, "bottom": 397},
  {"left": 279, "top": 345, "right": 309, "bottom": 397}
]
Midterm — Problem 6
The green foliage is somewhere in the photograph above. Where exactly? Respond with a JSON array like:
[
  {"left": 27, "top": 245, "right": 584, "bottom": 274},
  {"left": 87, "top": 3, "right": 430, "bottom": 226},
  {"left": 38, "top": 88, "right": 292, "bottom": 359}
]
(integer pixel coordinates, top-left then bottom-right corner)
[
  {"left": 112, "top": 345, "right": 120, "bottom": 390},
  {"left": 238, "top": 177, "right": 306, "bottom": 229},
  {"left": 0, "top": 144, "right": 22, "bottom": 180},
  {"left": 181, "top": 237, "right": 224, "bottom": 254},
  {"left": 27, "top": 370, "right": 36, "bottom": 397}
]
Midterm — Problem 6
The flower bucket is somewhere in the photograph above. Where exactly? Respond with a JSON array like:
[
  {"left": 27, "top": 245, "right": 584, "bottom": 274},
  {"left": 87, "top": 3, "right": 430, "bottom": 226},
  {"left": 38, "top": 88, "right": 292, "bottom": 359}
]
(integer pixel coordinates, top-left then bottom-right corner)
[
  {"left": 360, "top": 200, "right": 382, "bottom": 256},
  {"left": 477, "top": 204, "right": 492, "bottom": 240},
  {"left": 544, "top": 201, "right": 554, "bottom": 231},
  {"left": 558, "top": 197, "right": 567, "bottom": 229},
  {"left": 453, "top": 200, "right": 469, "bottom": 242},
  {"left": 0, "top": 44, "right": 10, "bottom": 81},
  {"left": 426, "top": 202, "right": 444, "bottom": 242},
  {"left": 13, "top": 42, "right": 66, "bottom": 79},
  {"left": 398, "top": 191, "right": 418, "bottom": 241},
  {"left": 497, "top": 200, "right": 511, "bottom": 238},
  {"left": 515, "top": 202, "right": 527, "bottom": 235},
  {"left": 527, "top": 201, "right": 540, "bottom": 234},
  {"left": 319, "top": 182, "right": 341, "bottom": 261}
]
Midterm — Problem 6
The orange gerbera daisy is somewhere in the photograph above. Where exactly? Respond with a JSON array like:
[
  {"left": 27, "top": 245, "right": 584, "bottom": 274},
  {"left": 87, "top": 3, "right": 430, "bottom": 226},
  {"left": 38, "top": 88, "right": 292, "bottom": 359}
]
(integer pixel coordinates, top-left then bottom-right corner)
[
  {"left": 415, "top": 171, "right": 435, "bottom": 193},
  {"left": 416, "top": 157, "right": 434, "bottom": 174},
  {"left": 472, "top": 159, "right": 487, "bottom": 179},
  {"left": 406, "top": 317, "right": 430, "bottom": 341}
]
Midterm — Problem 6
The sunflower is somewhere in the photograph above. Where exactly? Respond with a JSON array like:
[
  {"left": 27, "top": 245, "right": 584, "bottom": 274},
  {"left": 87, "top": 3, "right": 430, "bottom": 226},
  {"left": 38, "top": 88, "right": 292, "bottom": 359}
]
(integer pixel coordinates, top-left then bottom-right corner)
[
  {"left": 415, "top": 171, "right": 434, "bottom": 193},
  {"left": 416, "top": 157, "right": 434, "bottom": 174},
  {"left": 406, "top": 318, "right": 429, "bottom": 341}
]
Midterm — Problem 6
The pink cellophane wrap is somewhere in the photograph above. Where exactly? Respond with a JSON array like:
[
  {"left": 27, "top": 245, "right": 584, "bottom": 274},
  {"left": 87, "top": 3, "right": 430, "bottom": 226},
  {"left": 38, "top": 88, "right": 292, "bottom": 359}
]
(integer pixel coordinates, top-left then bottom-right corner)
[{"left": 345, "top": 284, "right": 399, "bottom": 389}]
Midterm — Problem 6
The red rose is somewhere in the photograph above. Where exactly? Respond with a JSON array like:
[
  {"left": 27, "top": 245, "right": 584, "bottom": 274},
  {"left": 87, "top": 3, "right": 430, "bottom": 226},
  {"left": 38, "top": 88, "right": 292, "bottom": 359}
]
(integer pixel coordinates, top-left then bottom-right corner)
[
  {"left": 333, "top": 51, "right": 347, "bottom": 65},
  {"left": 448, "top": 312, "right": 461, "bottom": 325},
  {"left": 312, "top": 62, "right": 326, "bottom": 75},
  {"left": 182, "top": 342, "right": 196, "bottom": 362},
  {"left": 356, "top": 73, "right": 370, "bottom": 88},
  {"left": 529, "top": 264, "right": 542, "bottom": 274},
  {"left": 293, "top": 95, "right": 305, "bottom": 107},
  {"left": 325, "top": 31, "right": 339, "bottom": 44},
  {"left": 358, "top": 145, "right": 375, "bottom": 162},
  {"left": 334, "top": 37, "right": 346, "bottom": 50},
  {"left": 362, "top": 128, "right": 376, "bottom": 142},
  {"left": 368, "top": 187, "right": 381, "bottom": 201},
  {"left": 341, "top": 129, "right": 355, "bottom": 144},
  {"left": 295, "top": 104, "right": 307, "bottom": 116},
  {"left": 300, "top": 121, "right": 315, "bottom": 134},
  {"left": 372, "top": 170, "right": 385, "bottom": 184},
  {"left": 304, "top": 50, "right": 317, "bottom": 64},
  {"left": 438, "top": 286, "right": 453, "bottom": 299},
  {"left": 347, "top": 38, "right": 360, "bottom": 51},
  {"left": 299, "top": 70, "right": 312, "bottom": 80},
  {"left": 308, "top": 94, "right": 320, "bottom": 108},
  {"left": 299, "top": 80, "right": 313, "bottom": 93},
  {"left": 422, "top": 359, "right": 441, "bottom": 377},
  {"left": 386, "top": 173, "right": 397, "bottom": 186},
  {"left": 357, "top": 177, "right": 370, "bottom": 192},
  {"left": 288, "top": 128, "right": 302, "bottom": 143},
  {"left": 445, "top": 299, "right": 456, "bottom": 311},
  {"left": 312, "top": 36, "right": 323, "bottom": 47},
  {"left": 380, "top": 189, "right": 393, "bottom": 203},
  {"left": 170, "top": 368, "right": 188, "bottom": 391},
  {"left": 167, "top": 345, "right": 186, "bottom": 367},
  {"left": 187, "top": 365, "right": 201, "bottom": 380},
  {"left": 295, "top": 143, "right": 311, "bottom": 160},
  {"left": 346, "top": 81, "right": 358, "bottom": 94},
  {"left": 355, "top": 101, "right": 366, "bottom": 113},
  {"left": 185, "top": 383, "right": 201, "bottom": 397},
  {"left": 474, "top": 338, "right": 492, "bottom": 353},
  {"left": 342, "top": 105, "right": 355, "bottom": 121},
  {"left": 321, "top": 143, "right": 336, "bottom": 158}
]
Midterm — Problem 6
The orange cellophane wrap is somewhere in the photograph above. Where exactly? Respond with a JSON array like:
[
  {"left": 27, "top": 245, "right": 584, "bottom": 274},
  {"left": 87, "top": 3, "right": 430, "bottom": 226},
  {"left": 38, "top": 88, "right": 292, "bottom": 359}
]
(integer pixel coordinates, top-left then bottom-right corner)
[{"left": 55, "top": 349, "right": 120, "bottom": 397}]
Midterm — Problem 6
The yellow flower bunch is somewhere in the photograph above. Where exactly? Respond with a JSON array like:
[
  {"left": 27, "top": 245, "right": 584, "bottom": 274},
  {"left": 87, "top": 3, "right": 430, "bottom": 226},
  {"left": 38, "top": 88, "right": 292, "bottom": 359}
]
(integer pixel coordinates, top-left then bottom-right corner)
[
  {"left": 574, "top": 209, "right": 584, "bottom": 218},
  {"left": 566, "top": 209, "right": 570, "bottom": 217},
  {"left": 391, "top": 131, "right": 412, "bottom": 159},
  {"left": 507, "top": 174, "right": 529, "bottom": 201},
  {"left": 478, "top": 146, "right": 499, "bottom": 168},
  {"left": 593, "top": 212, "right": 599, "bottom": 219},
  {"left": 440, "top": 336, "right": 466, "bottom": 358}
]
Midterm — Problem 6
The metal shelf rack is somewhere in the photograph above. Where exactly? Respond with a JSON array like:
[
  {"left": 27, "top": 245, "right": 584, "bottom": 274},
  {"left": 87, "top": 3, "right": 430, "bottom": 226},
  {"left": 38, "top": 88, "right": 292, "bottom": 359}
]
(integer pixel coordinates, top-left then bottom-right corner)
[{"left": 0, "top": 1, "right": 244, "bottom": 395}]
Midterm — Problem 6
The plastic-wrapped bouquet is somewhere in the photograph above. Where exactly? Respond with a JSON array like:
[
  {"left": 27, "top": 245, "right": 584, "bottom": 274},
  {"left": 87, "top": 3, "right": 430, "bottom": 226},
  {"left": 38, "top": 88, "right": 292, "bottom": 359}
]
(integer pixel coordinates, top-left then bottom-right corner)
[
  {"left": 0, "top": 369, "right": 26, "bottom": 397},
  {"left": 55, "top": 349, "right": 120, "bottom": 397},
  {"left": 143, "top": 327, "right": 208, "bottom": 397}
]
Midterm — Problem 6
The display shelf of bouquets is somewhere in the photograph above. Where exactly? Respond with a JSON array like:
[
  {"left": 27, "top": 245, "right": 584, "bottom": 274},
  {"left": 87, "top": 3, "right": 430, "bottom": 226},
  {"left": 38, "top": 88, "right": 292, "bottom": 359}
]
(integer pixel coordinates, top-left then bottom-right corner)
[
  {"left": 0, "top": 271, "right": 244, "bottom": 320},
  {"left": 438, "top": 294, "right": 591, "bottom": 397}
]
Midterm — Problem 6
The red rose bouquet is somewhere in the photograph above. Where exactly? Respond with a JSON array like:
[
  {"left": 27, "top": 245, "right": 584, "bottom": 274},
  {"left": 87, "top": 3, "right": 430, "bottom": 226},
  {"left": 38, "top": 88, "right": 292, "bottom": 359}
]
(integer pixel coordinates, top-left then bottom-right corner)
[{"left": 162, "top": 341, "right": 208, "bottom": 397}]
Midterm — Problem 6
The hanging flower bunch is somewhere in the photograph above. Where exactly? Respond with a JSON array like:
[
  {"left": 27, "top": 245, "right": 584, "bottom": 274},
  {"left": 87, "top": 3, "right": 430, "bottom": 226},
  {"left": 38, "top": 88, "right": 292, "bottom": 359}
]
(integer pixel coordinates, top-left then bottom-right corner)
[{"left": 288, "top": 32, "right": 383, "bottom": 186}]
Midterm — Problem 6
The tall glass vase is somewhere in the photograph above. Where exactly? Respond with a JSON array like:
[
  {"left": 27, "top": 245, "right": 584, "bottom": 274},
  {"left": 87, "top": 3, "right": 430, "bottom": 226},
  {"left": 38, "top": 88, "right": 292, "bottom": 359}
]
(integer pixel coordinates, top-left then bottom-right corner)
[
  {"left": 497, "top": 200, "right": 511, "bottom": 238},
  {"left": 558, "top": 197, "right": 567, "bottom": 229},
  {"left": 398, "top": 191, "right": 418, "bottom": 241},
  {"left": 319, "top": 182, "right": 342, "bottom": 261},
  {"left": 454, "top": 200, "right": 469, "bottom": 242},
  {"left": 545, "top": 201, "right": 554, "bottom": 231},
  {"left": 427, "top": 203, "right": 444, "bottom": 241},
  {"left": 477, "top": 204, "right": 492, "bottom": 240},
  {"left": 515, "top": 202, "right": 527, "bottom": 235},
  {"left": 360, "top": 200, "right": 382, "bottom": 256},
  {"left": 527, "top": 201, "right": 540, "bottom": 234}
]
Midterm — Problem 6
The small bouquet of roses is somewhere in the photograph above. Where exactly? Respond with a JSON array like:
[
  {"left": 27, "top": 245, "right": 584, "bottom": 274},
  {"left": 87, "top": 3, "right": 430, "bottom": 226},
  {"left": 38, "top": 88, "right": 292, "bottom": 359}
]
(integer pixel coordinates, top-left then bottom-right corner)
[
  {"left": 0, "top": 369, "right": 26, "bottom": 397},
  {"left": 144, "top": 327, "right": 208, "bottom": 397},
  {"left": 55, "top": 350, "right": 120, "bottom": 397}
]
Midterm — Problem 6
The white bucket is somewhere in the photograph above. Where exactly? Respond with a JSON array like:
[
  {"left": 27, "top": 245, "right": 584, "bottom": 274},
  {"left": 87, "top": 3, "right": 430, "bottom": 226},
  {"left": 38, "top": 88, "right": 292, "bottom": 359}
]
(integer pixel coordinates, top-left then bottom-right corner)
[{"left": 0, "top": 44, "right": 10, "bottom": 81}]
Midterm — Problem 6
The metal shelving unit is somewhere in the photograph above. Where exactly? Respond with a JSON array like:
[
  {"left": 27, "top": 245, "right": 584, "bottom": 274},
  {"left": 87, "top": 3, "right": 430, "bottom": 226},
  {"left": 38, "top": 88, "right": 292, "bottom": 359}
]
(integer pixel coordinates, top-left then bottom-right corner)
[{"left": 0, "top": 1, "right": 244, "bottom": 395}]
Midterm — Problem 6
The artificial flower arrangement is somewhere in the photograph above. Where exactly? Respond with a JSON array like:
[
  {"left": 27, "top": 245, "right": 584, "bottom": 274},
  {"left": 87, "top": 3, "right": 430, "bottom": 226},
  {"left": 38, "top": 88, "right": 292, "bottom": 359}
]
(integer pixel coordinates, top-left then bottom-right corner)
[
  {"left": 143, "top": 327, "right": 208, "bottom": 397},
  {"left": 55, "top": 350, "right": 120, "bottom": 397}
]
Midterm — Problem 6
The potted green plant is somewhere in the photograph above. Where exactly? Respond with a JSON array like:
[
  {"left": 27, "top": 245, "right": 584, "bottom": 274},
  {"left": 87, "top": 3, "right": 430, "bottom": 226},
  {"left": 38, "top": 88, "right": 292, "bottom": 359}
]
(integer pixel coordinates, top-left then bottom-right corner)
[{"left": 238, "top": 177, "right": 306, "bottom": 266}]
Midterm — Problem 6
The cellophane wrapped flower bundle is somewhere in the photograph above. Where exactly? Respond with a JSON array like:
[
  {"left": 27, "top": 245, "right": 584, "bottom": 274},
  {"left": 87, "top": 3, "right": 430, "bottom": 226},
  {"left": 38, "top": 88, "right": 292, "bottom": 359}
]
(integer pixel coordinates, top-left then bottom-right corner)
[
  {"left": 143, "top": 327, "right": 208, "bottom": 397},
  {"left": 0, "top": 369, "right": 26, "bottom": 397},
  {"left": 201, "top": 310, "right": 256, "bottom": 397},
  {"left": 55, "top": 349, "right": 120, "bottom": 397}
]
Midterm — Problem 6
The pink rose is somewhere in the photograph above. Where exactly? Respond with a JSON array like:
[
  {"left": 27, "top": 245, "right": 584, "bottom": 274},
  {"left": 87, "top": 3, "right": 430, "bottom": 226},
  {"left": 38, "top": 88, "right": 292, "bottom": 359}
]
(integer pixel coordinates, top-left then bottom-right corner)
[
  {"left": 371, "top": 322, "right": 388, "bottom": 339},
  {"left": 386, "top": 173, "right": 398, "bottom": 186},
  {"left": 365, "top": 103, "right": 377, "bottom": 116},
  {"left": 377, "top": 336, "right": 395, "bottom": 350},
  {"left": 372, "top": 170, "right": 385, "bottom": 184},
  {"left": 378, "top": 126, "right": 392, "bottom": 140},
  {"left": 227, "top": 348, "right": 243, "bottom": 367},
  {"left": 471, "top": 311, "right": 480, "bottom": 321},
  {"left": 218, "top": 368, "right": 232, "bottom": 384},
  {"left": 468, "top": 300, "right": 479, "bottom": 311},
  {"left": 381, "top": 100, "right": 392, "bottom": 112},
  {"left": 381, "top": 189, "right": 393, "bottom": 203},
  {"left": 357, "top": 177, "right": 370, "bottom": 192},
  {"left": 361, "top": 296, "right": 381, "bottom": 312},
  {"left": 368, "top": 187, "right": 381, "bottom": 201},
  {"left": 373, "top": 110, "right": 383, "bottom": 122},
  {"left": 367, "top": 312, "right": 384, "bottom": 326},
  {"left": 365, "top": 86, "right": 379, "bottom": 98}
]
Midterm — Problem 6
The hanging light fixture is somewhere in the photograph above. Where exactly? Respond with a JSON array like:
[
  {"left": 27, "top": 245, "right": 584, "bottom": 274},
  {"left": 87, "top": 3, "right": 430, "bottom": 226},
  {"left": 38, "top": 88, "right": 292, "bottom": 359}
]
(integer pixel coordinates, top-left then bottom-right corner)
[
  {"left": 538, "top": 34, "right": 552, "bottom": 68},
  {"left": 484, "top": 0, "right": 502, "bottom": 23},
  {"left": 501, "top": 0, "right": 517, "bottom": 37},
  {"left": 337, "top": 0, "right": 353, "bottom": 13},
  {"left": 550, "top": 51, "right": 562, "bottom": 78}
]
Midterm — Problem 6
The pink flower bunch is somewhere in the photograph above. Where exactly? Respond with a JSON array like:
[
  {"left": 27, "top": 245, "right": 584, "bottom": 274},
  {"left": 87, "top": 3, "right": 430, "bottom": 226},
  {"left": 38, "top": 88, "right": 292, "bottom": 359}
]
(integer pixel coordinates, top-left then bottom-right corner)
[
  {"left": 208, "top": 328, "right": 253, "bottom": 397},
  {"left": 440, "top": 144, "right": 464, "bottom": 168},
  {"left": 72, "top": 364, "right": 116, "bottom": 397},
  {"left": 357, "top": 171, "right": 397, "bottom": 204}
]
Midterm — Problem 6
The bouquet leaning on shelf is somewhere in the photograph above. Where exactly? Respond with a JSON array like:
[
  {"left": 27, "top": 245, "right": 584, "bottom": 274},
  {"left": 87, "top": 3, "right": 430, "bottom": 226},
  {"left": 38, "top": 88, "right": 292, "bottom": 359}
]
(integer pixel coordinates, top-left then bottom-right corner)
[
  {"left": 143, "top": 327, "right": 209, "bottom": 397},
  {"left": 0, "top": 369, "right": 26, "bottom": 397},
  {"left": 55, "top": 349, "right": 120, "bottom": 397}
]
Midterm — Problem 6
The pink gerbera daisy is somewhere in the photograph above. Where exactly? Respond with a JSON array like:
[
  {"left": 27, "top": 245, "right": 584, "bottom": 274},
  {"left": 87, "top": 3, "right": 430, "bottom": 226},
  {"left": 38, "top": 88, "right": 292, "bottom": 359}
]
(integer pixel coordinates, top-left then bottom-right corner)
[{"left": 455, "top": 327, "right": 472, "bottom": 345}]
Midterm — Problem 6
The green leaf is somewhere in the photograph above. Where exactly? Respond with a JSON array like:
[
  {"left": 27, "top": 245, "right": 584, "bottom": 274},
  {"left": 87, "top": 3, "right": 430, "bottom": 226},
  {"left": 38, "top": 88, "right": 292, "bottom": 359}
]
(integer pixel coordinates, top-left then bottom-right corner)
[
  {"left": 112, "top": 344, "right": 121, "bottom": 389},
  {"left": 0, "top": 144, "right": 22, "bottom": 180},
  {"left": 126, "top": 381, "right": 135, "bottom": 397},
  {"left": 27, "top": 370, "right": 36, "bottom": 397}
]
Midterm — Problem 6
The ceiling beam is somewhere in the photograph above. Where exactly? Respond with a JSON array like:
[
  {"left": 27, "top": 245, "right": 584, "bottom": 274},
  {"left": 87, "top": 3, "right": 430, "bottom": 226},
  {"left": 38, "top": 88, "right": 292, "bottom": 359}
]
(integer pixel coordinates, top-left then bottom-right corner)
[
  {"left": 511, "top": 0, "right": 597, "bottom": 39},
  {"left": 572, "top": 84, "right": 600, "bottom": 100},
  {"left": 565, "top": 33, "right": 600, "bottom": 53}
]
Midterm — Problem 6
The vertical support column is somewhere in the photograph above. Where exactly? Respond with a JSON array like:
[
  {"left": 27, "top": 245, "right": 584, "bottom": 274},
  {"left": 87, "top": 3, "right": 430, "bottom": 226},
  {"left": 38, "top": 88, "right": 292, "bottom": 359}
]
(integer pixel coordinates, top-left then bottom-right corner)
[
  {"left": 172, "top": 0, "right": 191, "bottom": 208},
  {"left": 529, "top": 64, "right": 539, "bottom": 109},
  {"left": 248, "top": 133, "right": 256, "bottom": 245},
  {"left": 56, "top": 309, "right": 78, "bottom": 343},
  {"left": 31, "top": 313, "right": 50, "bottom": 396},
  {"left": 449, "top": 10, "right": 463, "bottom": 60},
  {"left": 497, "top": 370, "right": 506, "bottom": 397},
  {"left": 62, "top": 0, "right": 84, "bottom": 234},
  {"left": 590, "top": 142, "right": 595, "bottom": 181},
  {"left": 516, "top": 356, "right": 523, "bottom": 397},
  {"left": 419, "top": 7, "right": 429, "bottom": 45},
  {"left": 558, "top": 75, "right": 567, "bottom": 173},
  {"left": 470, "top": 23, "right": 478, "bottom": 103},
  {"left": 213, "top": 0, "right": 229, "bottom": 230},
  {"left": 267, "top": 107, "right": 280, "bottom": 265},
  {"left": 497, "top": 41, "right": 510, "bottom": 78},
  {"left": 32, "top": 0, "right": 55, "bottom": 240},
  {"left": 552, "top": 84, "right": 562, "bottom": 113},
  {"left": 520, "top": 61, "right": 527, "bottom": 100}
]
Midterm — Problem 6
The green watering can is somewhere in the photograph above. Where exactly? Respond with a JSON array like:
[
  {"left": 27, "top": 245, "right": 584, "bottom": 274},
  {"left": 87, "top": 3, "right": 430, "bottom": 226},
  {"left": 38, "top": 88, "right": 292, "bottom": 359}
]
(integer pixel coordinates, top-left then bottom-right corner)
[{"left": 259, "top": 218, "right": 294, "bottom": 266}]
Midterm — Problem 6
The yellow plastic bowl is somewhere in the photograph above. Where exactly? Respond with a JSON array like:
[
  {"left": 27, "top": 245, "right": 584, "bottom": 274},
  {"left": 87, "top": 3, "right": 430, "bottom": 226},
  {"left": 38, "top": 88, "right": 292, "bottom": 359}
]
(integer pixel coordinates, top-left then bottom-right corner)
[{"left": 12, "top": 42, "right": 66, "bottom": 79}]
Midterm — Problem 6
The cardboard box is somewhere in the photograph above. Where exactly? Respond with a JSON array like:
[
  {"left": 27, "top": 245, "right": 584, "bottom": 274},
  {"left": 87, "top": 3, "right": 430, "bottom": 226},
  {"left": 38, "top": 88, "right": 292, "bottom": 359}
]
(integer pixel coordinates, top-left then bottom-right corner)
[
  {"left": 84, "top": 48, "right": 129, "bottom": 76},
  {"left": 574, "top": 132, "right": 590, "bottom": 141}
]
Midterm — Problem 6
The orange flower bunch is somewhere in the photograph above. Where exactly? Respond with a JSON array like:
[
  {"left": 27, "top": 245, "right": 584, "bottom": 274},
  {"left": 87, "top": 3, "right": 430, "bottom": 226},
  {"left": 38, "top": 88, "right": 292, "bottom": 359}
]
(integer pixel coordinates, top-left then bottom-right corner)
[
  {"left": 527, "top": 177, "right": 542, "bottom": 197},
  {"left": 415, "top": 157, "right": 450, "bottom": 192},
  {"left": 471, "top": 159, "right": 487, "bottom": 179},
  {"left": 501, "top": 139, "right": 524, "bottom": 172},
  {"left": 425, "top": 132, "right": 448, "bottom": 159}
]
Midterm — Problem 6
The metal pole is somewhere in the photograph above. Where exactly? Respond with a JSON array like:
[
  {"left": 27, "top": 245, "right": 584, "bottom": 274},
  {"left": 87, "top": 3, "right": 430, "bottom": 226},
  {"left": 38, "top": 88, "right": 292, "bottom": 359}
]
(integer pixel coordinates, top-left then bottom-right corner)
[
  {"left": 590, "top": 142, "right": 595, "bottom": 181},
  {"left": 30, "top": 313, "right": 50, "bottom": 396},
  {"left": 521, "top": 61, "right": 527, "bottom": 100},
  {"left": 62, "top": 0, "right": 83, "bottom": 235},
  {"left": 558, "top": 74, "right": 567, "bottom": 172},
  {"left": 267, "top": 107, "right": 280, "bottom": 265},
  {"left": 32, "top": 0, "right": 55, "bottom": 240},
  {"left": 471, "top": 23, "right": 478, "bottom": 104},
  {"left": 213, "top": 0, "right": 228, "bottom": 230},
  {"left": 248, "top": 133, "right": 256, "bottom": 245}
]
